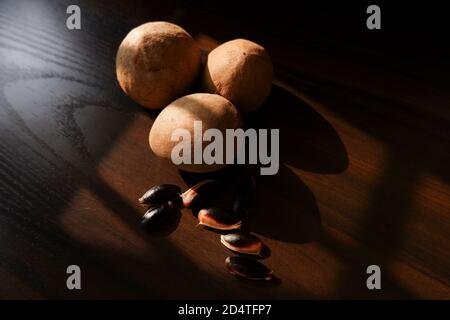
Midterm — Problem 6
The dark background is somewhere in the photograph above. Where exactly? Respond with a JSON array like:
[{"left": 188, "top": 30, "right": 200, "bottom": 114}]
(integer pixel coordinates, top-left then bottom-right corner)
[{"left": 187, "top": 1, "right": 450, "bottom": 58}]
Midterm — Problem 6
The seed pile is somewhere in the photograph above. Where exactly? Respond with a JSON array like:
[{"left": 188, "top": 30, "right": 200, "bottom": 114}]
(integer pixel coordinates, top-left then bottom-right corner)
[{"left": 138, "top": 179, "right": 274, "bottom": 281}]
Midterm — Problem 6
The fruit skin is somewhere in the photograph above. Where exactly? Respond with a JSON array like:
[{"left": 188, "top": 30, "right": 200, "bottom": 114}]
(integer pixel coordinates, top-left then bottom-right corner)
[
  {"left": 116, "top": 21, "right": 201, "bottom": 109},
  {"left": 201, "top": 39, "right": 273, "bottom": 114},
  {"left": 149, "top": 93, "right": 241, "bottom": 173}
]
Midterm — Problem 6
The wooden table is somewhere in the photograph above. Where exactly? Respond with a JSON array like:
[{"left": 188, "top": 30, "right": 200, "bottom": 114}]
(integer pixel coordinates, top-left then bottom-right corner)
[{"left": 0, "top": 0, "right": 449, "bottom": 299}]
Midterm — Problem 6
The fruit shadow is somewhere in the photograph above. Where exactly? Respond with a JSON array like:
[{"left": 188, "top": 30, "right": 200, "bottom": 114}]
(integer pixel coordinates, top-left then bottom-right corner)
[
  {"left": 246, "top": 84, "right": 349, "bottom": 174},
  {"left": 244, "top": 84, "right": 349, "bottom": 243}
]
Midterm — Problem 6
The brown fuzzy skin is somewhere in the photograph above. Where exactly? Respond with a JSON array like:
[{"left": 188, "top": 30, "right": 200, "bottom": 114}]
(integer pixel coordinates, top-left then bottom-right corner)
[
  {"left": 116, "top": 22, "right": 201, "bottom": 109},
  {"left": 201, "top": 39, "right": 273, "bottom": 114},
  {"left": 149, "top": 93, "right": 241, "bottom": 172}
]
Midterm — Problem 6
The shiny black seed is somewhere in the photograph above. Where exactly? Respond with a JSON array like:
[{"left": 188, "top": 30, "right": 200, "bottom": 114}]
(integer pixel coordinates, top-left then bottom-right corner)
[
  {"left": 139, "top": 184, "right": 181, "bottom": 207},
  {"left": 141, "top": 202, "right": 175, "bottom": 230}
]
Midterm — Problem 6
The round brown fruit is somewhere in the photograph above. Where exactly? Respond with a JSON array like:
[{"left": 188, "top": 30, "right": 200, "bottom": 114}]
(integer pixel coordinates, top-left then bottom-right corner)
[
  {"left": 116, "top": 21, "right": 201, "bottom": 109},
  {"left": 149, "top": 93, "right": 241, "bottom": 173},
  {"left": 201, "top": 39, "right": 273, "bottom": 114}
]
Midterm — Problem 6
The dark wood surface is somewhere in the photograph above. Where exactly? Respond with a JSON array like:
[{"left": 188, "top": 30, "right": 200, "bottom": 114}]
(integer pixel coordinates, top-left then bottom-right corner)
[{"left": 0, "top": 0, "right": 449, "bottom": 299}]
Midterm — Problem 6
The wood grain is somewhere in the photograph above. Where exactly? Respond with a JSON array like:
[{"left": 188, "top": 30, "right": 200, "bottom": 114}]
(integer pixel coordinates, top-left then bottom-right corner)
[{"left": 0, "top": 0, "right": 449, "bottom": 299}]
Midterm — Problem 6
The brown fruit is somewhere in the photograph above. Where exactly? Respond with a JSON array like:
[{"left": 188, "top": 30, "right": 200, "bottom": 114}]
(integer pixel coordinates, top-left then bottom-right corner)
[
  {"left": 201, "top": 39, "right": 273, "bottom": 114},
  {"left": 149, "top": 93, "right": 241, "bottom": 173},
  {"left": 116, "top": 21, "right": 201, "bottom": 109}
]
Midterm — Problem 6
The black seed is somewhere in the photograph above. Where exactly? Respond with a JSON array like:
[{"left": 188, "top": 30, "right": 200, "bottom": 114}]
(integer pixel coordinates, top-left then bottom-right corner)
[
  {"left": 141, "top": 202, "right": 175, "bottom": 230},
  {"left": 139, "top": 184, "right": 181, "bottom": 207},
  {"left": 231, "top": 178, "right": 254, "bottom": 219},
  {"left": 221, "top": 232, "right": 263, "bottom": 255},
  {"left": 197, "top": 207, "right": 242, "bottom": 231},
  {"left": 225, "top": 256, "right": 273, "bottom": 281}
]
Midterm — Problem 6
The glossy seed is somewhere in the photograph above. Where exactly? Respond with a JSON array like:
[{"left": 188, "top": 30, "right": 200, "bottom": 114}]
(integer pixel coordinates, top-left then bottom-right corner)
[
  {"left": 221, "top": 232, "right": 263, "bottom": 256},
  {"left": 225, "top": 256, "right": 273, "bottom": 281},
  {"left": 138, "top": 184, "right": 181, "bottom": 207},
  {"left": 197, "top": 207, "right": 242, "bottom": 231},
  {"left": 231, "top": 178, "right": 255, "bottom": 219},
  {"left": 141, "top": 202, "right": 175, "bottom": 230},
  {"left": 181, "top": 180, "right": 220, "bottom": 209}
]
